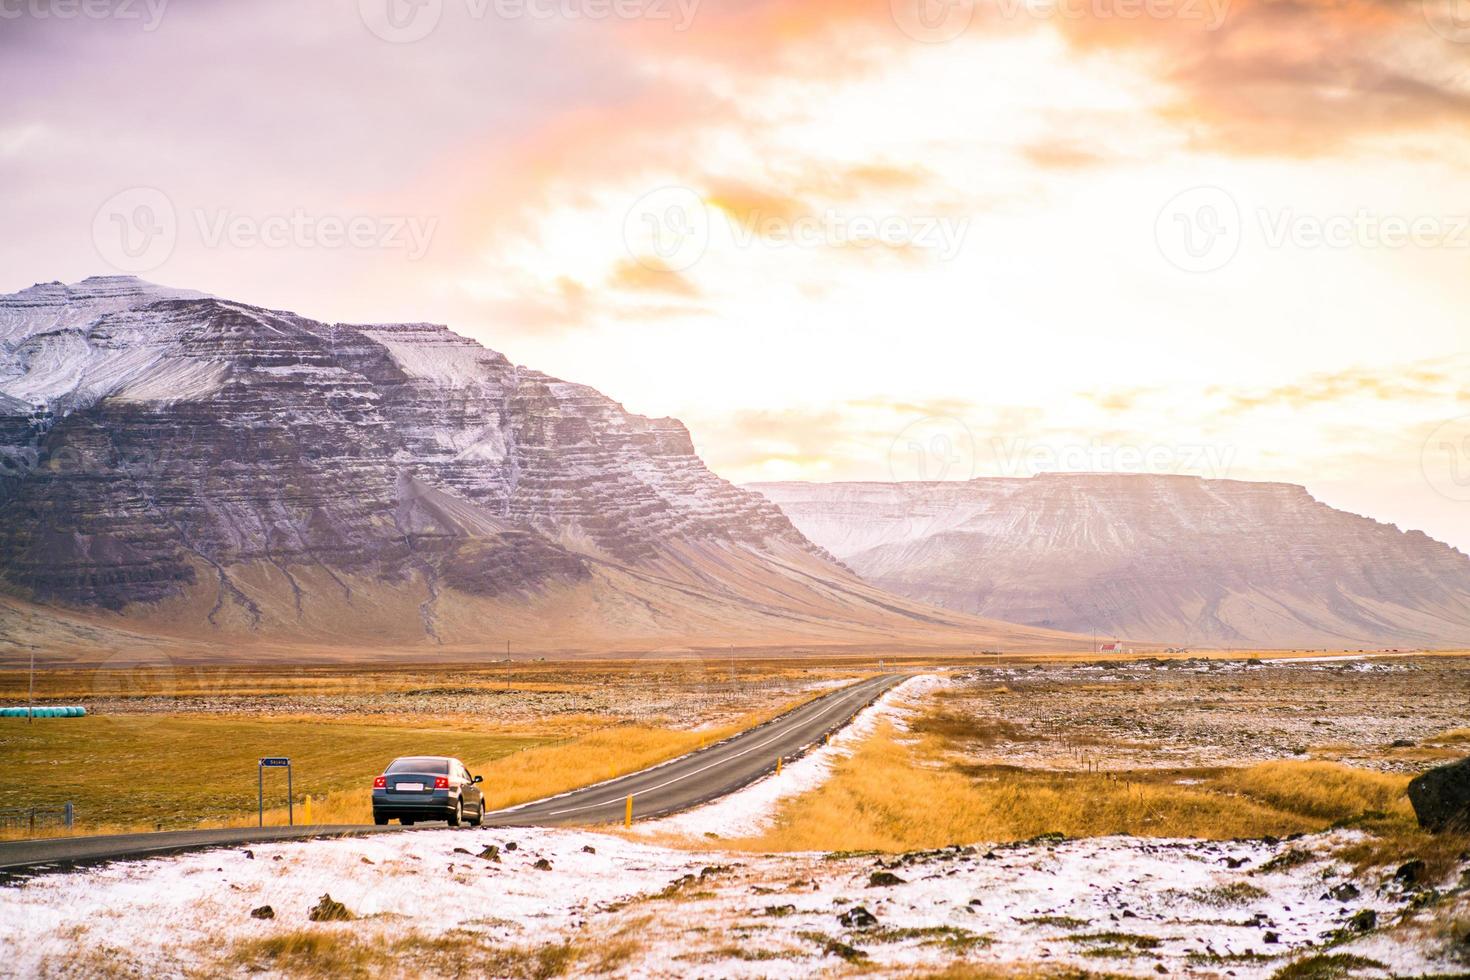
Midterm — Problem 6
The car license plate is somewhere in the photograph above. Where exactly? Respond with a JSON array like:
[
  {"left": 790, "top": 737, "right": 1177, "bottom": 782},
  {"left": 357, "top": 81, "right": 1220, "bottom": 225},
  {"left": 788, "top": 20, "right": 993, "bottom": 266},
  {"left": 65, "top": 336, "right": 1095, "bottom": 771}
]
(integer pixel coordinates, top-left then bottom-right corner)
[{"left": 396, "top": 782, "right": 424, "bottom": 791}]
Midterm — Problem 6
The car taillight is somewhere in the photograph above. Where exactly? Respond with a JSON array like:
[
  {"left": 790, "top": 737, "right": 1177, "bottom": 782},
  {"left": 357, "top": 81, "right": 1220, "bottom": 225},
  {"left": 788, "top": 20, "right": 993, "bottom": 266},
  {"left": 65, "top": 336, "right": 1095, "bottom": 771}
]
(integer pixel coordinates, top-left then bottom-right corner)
[
  {"left": 373, "top": 776, "right": 386, "bottom": 788},
  {"left": 433, "top": 777, "right": 449, "bottom": 789}
]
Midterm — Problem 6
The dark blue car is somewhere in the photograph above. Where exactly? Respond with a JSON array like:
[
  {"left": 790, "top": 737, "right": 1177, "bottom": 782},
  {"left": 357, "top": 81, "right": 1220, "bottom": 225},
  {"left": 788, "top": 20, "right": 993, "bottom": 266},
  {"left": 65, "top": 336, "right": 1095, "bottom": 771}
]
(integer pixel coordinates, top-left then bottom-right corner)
[{"left": 372, "top": 756, "right": 485, "bottom": 827}]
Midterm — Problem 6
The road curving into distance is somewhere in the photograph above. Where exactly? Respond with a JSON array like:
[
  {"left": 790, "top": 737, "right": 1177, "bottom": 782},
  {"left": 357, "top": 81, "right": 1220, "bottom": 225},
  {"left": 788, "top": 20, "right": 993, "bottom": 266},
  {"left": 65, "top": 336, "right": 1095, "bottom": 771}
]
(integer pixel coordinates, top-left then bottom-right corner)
[
  {"left": 0, "top": 673, "right": 910, "bottom": 875},
  {"left": 485, "top": 671, "right": 910, "bottom": 827}
]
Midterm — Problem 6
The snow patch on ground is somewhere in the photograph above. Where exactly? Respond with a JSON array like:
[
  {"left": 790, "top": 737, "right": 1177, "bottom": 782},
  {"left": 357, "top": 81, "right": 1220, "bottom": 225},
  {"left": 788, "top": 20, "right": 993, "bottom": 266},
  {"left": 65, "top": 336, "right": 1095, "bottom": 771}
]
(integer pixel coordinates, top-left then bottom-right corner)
[
  {"left": 634, "top": 674, "right": 944, "bottom": 840},
  {"left": 2, "top": 826, "right": 1463, "bottom": 978}
]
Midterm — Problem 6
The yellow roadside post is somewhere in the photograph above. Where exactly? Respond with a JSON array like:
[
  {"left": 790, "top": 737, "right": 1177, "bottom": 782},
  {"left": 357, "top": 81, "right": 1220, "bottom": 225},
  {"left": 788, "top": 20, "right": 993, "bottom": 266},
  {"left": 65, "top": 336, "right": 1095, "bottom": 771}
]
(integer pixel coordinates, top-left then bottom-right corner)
[
  {"left": 777, "top": 756, "right": 783, "bottom": 774},
  {"left": 625, "top": 795, "right": 633, "bottom": 828},
  {"left": 303, "top": 795, "right": 312, "bottom": 824}
]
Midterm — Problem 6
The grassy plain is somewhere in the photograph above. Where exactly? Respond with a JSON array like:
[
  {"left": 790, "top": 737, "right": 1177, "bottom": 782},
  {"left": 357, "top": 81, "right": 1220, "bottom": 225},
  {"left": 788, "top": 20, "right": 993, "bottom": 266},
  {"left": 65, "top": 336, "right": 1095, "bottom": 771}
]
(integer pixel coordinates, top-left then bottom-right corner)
[{"left": 0, "top": 658, "right": 853, "bottom": 835}]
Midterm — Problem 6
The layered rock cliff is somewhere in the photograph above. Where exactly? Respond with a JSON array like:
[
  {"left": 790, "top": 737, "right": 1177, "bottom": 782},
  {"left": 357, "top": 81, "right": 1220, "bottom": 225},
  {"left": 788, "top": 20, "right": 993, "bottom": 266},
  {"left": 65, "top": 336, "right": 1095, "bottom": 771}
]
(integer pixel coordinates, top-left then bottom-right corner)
[
  {"left": 753, "top": 475, "right": 1470, "bottom": 649},
  {"left": 0, "top": 277, "right": 1071, "bottom": 656}
]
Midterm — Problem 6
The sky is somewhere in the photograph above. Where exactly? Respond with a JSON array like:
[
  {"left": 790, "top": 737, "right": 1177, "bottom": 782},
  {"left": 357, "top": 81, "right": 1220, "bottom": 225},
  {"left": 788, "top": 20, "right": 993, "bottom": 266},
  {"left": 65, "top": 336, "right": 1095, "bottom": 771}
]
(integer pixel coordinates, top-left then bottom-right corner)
[{"left": 2, "top": 0, "right": 1468, "bottom": 550}]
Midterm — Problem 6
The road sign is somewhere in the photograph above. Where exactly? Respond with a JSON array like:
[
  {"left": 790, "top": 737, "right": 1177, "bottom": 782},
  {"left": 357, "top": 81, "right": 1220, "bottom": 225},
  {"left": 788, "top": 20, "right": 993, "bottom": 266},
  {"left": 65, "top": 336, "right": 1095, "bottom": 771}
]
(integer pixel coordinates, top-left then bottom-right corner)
[{"left": 258, "top": 758, "right": 293, "bottom": 826}]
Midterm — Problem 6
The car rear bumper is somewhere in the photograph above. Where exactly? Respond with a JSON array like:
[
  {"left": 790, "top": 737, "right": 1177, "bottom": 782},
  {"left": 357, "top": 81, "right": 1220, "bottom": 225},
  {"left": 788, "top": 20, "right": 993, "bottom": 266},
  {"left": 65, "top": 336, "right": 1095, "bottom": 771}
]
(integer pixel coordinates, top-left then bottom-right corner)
[
  {"left": 372, "top": 802, "right": 457, "bottom": 820},
  {"left": 373, "top": 789, "right": 458, "bottom": 820}
]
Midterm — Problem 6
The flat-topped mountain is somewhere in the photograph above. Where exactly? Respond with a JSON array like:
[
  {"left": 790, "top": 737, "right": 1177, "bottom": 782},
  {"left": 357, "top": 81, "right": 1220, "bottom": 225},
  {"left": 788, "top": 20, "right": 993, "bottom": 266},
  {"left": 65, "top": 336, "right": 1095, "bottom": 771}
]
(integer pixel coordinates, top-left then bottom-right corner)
[
  {"left": 752, "top": 474, "right": 1470, "bottom": 649},
  {"left": 0, "top": 277, "right": 1074, "bottom": 657}
]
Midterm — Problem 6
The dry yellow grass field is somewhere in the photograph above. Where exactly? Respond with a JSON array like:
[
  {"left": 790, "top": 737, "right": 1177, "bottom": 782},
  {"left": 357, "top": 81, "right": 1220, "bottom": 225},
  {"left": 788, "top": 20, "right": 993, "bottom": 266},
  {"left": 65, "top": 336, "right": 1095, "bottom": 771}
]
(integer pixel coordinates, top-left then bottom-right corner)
[
  {"left": 238, "top": 698, "right": 814, "bottom": 828},
  {"left": 722, "top": 717, "right": 1463, "bottom": 874}
]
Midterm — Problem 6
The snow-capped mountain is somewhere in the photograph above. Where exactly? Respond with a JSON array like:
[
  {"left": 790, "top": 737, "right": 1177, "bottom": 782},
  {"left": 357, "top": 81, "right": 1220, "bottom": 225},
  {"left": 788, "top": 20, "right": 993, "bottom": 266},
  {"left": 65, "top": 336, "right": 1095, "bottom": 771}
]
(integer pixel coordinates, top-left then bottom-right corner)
[
  {"left": 753, "top": 475, "right": 1470, "bottom": 649},
  {"left": 0, "top": 277, "right": 1073, "bottom": 655}
]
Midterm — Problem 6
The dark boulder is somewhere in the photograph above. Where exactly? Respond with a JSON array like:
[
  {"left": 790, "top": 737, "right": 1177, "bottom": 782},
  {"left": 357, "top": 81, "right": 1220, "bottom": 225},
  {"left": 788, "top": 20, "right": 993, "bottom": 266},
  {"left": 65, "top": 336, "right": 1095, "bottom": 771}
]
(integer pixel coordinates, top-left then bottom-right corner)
[
  {"left": 1408, "top": 758, "right": 1470, "bottom": 833},
  {"left": 838, "top": 906, "right": 878, "bottom": 928},
  {"left": 249, "top": 905, "right": 274, "bottom": 920},
  {"left": 1394, "top": 860, "right": 1427, "bottom": 886}
]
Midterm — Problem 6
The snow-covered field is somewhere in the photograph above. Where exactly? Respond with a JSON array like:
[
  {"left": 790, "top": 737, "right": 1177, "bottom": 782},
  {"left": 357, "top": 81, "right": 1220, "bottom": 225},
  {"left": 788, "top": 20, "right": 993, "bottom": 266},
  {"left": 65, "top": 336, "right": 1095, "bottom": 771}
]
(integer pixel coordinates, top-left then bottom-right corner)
[{"left": 2, "top": 824, "right": 1462, "bottom": 977}]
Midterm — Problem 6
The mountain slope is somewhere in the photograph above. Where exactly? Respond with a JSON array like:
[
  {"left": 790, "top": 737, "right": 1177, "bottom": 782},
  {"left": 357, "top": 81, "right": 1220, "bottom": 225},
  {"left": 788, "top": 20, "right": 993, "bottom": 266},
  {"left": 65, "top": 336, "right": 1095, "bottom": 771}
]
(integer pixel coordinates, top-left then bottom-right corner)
[
  {"left": 0, "top": 277, "right": 1075, "bottom": 658},
  {"left": 752, "top": 474, "right": 1470, "bottom": 649}
]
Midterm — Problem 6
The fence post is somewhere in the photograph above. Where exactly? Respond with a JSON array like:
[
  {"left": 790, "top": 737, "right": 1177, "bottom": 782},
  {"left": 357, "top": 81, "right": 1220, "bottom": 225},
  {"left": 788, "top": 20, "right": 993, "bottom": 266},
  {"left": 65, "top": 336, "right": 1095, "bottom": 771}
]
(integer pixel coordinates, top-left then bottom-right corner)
[
  {"left": 625, "top": 795, "right": 633, "bottom": 828},
  {"left": 64, "top": 802, "right": 73, "bottom": 830}
]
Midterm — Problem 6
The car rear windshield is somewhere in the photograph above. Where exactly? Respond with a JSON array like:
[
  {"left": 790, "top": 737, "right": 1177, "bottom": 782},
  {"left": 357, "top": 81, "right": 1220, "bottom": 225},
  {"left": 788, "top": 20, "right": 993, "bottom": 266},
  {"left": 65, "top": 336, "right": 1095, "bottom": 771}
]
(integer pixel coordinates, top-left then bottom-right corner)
[{"left": 386, "top": 757, "right": 449, "bottom": 774}]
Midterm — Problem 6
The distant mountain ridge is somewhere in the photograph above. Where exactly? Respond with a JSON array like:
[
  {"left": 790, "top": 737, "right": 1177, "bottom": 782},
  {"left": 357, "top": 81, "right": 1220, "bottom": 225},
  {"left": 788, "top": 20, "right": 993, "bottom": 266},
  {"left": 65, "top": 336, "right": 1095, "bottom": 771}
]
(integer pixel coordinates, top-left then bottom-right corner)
[
  {"left": 0, "top": 277, "right": 1077, "bottom": 657},
  {"left": 752, "top": 474, "right": 1470, "bottom": 649}
]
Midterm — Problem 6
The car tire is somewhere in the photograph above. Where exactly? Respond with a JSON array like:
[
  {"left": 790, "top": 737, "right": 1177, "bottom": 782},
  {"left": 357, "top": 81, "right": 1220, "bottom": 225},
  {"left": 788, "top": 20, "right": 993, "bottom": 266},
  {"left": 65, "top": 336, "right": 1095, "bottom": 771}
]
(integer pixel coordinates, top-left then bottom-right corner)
[
  {"left": 468, "top": 802, "right": 483, "bottom": 828},
  {"left": 402, "top": 819, "right": 415, "bottom": 826},
  {"left": 448, "top": 798, "right": 462, "bottom": 828},
  {"left": 374, "top": 814, "right": 388, "bottom": 826}
]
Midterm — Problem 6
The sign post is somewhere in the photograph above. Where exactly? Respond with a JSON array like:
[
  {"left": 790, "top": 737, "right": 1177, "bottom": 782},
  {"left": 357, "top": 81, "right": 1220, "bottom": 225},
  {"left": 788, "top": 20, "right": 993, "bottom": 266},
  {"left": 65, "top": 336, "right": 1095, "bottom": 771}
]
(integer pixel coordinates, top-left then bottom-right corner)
[{"left": 258, "top": 757, "right": 292, "bottom": 827}]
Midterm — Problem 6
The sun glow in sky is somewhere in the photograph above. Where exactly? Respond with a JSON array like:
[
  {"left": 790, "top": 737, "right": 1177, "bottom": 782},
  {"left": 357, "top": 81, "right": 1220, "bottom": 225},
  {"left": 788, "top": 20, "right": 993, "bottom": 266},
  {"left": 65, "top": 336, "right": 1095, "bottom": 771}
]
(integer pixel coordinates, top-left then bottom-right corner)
[{"left": 2, "top": 0, "right": 1468, "bottom": 548}]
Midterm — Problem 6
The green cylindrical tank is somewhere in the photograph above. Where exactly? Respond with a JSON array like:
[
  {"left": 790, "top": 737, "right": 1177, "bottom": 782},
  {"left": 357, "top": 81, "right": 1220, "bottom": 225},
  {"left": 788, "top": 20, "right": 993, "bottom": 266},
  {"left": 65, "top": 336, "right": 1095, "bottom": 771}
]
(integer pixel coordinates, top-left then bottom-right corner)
[{"left": 1, "top": 705, "right": 87, "bottom": 718}]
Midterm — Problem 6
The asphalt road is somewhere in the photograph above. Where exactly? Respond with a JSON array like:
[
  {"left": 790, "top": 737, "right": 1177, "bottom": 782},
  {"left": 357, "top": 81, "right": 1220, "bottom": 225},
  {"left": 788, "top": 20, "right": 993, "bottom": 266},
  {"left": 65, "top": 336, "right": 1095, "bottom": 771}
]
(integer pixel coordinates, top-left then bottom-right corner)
[
  {"left": 0, "top": 673, "right": 909, "bottom": 874},
  {"left": 485, "top": 672, "right": 909, "bottom": 826},
  {"left": 0, "top": 825, "right": 406, "bottom": 876}
]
